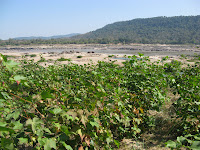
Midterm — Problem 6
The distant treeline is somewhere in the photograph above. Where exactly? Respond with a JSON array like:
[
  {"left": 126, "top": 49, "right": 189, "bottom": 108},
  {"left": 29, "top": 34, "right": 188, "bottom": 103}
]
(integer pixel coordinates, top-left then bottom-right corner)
[
  {"left": 0, "top": 38, "right": 123, "bottom": 46},
  {"left": 1, "top": 15, "right": 200, "bottom": 46},
  {"left": 0, "top": 37, "right": 199, "bottom": 46}
]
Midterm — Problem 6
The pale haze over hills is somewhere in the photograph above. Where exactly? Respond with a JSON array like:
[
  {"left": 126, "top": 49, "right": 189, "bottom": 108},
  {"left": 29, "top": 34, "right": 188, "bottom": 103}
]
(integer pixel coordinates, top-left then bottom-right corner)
[{"left": 13, "top": 33, "right": 80, "bottom": 40}]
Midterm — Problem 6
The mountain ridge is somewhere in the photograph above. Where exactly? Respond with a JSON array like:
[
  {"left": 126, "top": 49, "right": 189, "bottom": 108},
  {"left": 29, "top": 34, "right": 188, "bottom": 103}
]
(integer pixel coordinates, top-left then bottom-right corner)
[
  {"left": 73, "top": 15, "right": 200, "bottom": 44},
  {"left": 13, "top": 33, "right": 80, "bottom": 40},
  {"left": 2, "top": 15, "right": 200, "bottom": 45}
]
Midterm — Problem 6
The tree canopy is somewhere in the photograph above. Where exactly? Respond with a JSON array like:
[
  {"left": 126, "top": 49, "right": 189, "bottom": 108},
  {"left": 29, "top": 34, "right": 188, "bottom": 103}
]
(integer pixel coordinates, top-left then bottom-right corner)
[{"left": 74, "top": 15, "right": 200, "bottom": 44}]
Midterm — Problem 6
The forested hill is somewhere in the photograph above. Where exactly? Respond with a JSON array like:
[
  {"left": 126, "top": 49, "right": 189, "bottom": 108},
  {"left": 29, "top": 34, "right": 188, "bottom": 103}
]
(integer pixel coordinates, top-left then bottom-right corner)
[
  {"left": 74, "top": 15, "right": 200, "bottom": 44},
  {"left": 1, "top": 16, "right": 200, "bottom": 45}
]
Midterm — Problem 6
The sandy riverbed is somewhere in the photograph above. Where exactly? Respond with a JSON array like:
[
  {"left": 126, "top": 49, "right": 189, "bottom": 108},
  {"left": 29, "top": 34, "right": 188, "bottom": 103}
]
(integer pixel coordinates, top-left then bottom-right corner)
[{"left": 0, "top": 44, "right": 199, "bottom": 65}]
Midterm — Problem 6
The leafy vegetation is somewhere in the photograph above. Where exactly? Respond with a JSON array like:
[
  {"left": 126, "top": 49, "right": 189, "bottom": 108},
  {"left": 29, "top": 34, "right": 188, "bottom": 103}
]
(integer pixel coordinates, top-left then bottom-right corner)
[
  {"left": 0, "top": 53, "right": 199, "bottom": 149},
  {"left": 37, "top": 55, "right": 47, "bottom": 62},
  {"left": 77, "top": 56, "right": 83, "bottom": 58},
  {"left": 57, "top": 57, "right": 71, "bottom": 61},
  {"left": 30, "top": 54, "right": 37, "bottom": 58},
  {"left": 4, "top": 55, "right": 17, "bottom": 58}
]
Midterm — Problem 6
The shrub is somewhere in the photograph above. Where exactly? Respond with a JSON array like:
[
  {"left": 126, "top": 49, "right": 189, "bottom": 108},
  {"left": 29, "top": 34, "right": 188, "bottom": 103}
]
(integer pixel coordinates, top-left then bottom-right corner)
[
  {"left": 77, "top": 55, "right": 82, "bottom": 58},
  {"left": 30, "top": 54, "right": 37, "bottom": 57},
  {"left": 57, "top": 57, "right": 71, "bottom": 61}
]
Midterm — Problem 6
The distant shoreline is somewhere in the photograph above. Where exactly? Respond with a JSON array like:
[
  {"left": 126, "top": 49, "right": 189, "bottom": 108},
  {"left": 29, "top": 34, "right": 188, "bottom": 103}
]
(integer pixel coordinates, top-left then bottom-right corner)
[
  {"left": 0, "top": 43, "right": 199, "bottom": 50},
  {"left": 0, "top": 44, "right": 199, "bottom": 57}
]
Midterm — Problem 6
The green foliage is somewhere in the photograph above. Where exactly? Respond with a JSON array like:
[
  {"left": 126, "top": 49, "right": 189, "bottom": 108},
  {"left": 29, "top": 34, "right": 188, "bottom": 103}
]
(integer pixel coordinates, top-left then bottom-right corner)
[
  {"left": 108, "top": 55, "right": 114, "bottom": 58},
  {"left": 30, "top": 54, "right": 37, "bottom": 57},
  {"left": 180, "top": 54, "right": 187, "bottom": 59},
  {"left": 4, "top": 55, "right": 17, "bottom": 58},
  {"left": 38, "top": 55, "right": 46, "bottom": 62},
  {"left": 77, "top": 55, "right": 82, "bottom": 58},
  {"left": 57, "top": 57, "right": 71, "bottom": 61},
  {"left": 187, "top": 54, "right": 200, "bottom": 62},
  {"left": 0, "top": 53, "right": 199, "bottom": 149},
  {"left": 75, "top": 15, "right": 200, "bottom": 44},
  {"left": 165, "top": 62, "right": 200, "bottom": 149}
]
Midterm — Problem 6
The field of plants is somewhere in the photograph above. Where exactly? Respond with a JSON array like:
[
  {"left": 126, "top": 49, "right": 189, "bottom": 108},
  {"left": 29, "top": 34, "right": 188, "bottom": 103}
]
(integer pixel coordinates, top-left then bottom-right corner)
[{"left": 0, "top": 53, "right": 200, "bottom": 150}]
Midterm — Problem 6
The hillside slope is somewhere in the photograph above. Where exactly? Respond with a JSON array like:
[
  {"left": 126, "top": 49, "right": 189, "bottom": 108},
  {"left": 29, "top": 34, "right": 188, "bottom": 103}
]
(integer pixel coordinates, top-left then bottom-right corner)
[{"left": 75, "top": 16, "right": 200, "bottom": 44}]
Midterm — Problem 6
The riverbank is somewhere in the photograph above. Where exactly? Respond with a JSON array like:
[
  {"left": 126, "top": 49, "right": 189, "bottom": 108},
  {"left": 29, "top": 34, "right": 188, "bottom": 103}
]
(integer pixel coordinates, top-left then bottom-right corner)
[{"left": 0, "top": 44, "right": 199, "bottom": 65}]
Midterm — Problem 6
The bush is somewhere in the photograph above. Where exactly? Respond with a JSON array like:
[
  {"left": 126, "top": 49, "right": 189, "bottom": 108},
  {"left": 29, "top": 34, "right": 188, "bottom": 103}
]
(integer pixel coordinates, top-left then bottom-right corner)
[
  {"left": 57, "top": 57, "right": 71, "bottom": 61},
  {"left": 77, "top": 55, "right": 82, "bottom": 58},
  {"left": 30, "top": 54, "right": 37, "bottom": 57}
]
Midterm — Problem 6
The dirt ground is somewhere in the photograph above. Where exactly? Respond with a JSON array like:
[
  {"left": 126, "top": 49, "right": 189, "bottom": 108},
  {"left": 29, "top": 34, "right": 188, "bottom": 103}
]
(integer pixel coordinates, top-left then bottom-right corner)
[{"left": 0, "top": 44, "right": 199, "bottom": 66}]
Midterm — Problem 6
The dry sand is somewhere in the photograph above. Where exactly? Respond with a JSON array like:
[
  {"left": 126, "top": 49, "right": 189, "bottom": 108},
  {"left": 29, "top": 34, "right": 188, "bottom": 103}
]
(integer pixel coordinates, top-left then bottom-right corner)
[{"left": 0, "top": 44, "right": 199, "bottom": 65}]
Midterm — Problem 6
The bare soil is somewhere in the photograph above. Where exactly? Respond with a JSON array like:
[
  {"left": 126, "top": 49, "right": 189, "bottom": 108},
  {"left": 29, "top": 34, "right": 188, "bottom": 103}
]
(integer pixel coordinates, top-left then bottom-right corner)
[{"left": 0, "top": 44, "right": 199, "bottom": 66}]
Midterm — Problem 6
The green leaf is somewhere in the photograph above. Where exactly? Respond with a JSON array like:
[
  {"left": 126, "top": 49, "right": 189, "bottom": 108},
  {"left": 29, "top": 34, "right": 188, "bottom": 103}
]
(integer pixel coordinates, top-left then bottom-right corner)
[
  {"left": 61, "top": 126, "right": 70, "bottom": 136},
  {"left": 0, "top": 126, "right": 15, "bottom": 133},
  {"left": 13, "top": 111, "right": 20, "bottom": 120},
  {"left": 190, "top": 141, "right": 200, "bottom": 150},
  {"left": 138, "top": 53, "right": 144, "bottom": 57},
  {"left": 106, "top": 137, "right": 112, "bottom": 145},
  {"left": 26, "top": 117, "right": 43, "bottom": 133},
  {"left": 75, "top": 97, "right": 82, "bottom": 102},
  {"left": 1, "top": 138, "right": 14, "bottom": 150},
  {"left": 50, "top": 108, "right": 62, "bottom": 115},
  {"left": 41, "top": 91, "right": 53, "bottom": 99},
  {"left": 36, "top": 128, "right": 44, "bottom": 137},
  {"left": 194, "top": 136, "right": 200, "bottom": 141},
  {"left": 194, "top": 101, "right": 200, "bottom": 105},
  {"left": 177, "top": 136, "right": 186, "bottom": 143},
  {"left": 18, "top": 138, "right": 28, "bottom": 145},
  {"left": 114, "top": 139, "right": 120, "bottom": 148},
  {"left": 53, "top": 123, "right": 61, "bottom": 130},
  {"left": 118, "top": 101, "right": 123, "bottom": 107},
  {"left": 1, "top": 92, "right": 12, "bottom": 100},
  {"left": 5, "top": 60, "right": 20, "bottom": 72},
  {"left": 38, "top": 137, "right": 46, "bottom": 146},
  {"left": 13, "top": 75, "right": 27, "bottom": 81},
  {"left": 90, "top": 121, "right": 99, "bottom": 127},
  {"left": 0, "top": 53, "right": 7, "bottom": 62},
  {"left": 0, "top": 99, "right": 6, "bottom": 102},
  {"left": 60, "top": 141, "right": 73, "bottom": 150},
  {"left": 76, "top": 129, "right": 84, "bottom": 140},
  {"left": 13, "top": 121, "right": 23, "bottom": 130},
  {"left": 81, "top": 115, "right": 88, "bottom": 127},
  {"left": 166, "top": 140, "right": 177, "bottom": 148},
  {"left": 43, "top": 128, "right": 52, "bottom": 134},
  {"left": 0, "top": 122, "right": 7, "bottom": 127},
  {"left": 44, "top": 138, "right": 57, "bottom": 150}
]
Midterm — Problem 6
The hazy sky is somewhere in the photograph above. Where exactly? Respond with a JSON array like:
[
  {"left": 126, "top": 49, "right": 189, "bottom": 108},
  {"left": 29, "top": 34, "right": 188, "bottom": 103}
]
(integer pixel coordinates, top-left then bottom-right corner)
[{"left": 0, "top": 0, "right": 199, "bottom": 40}]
